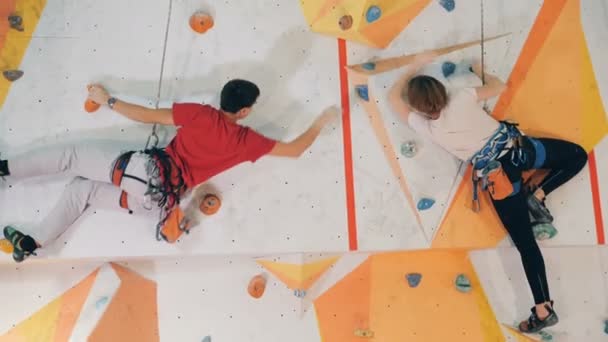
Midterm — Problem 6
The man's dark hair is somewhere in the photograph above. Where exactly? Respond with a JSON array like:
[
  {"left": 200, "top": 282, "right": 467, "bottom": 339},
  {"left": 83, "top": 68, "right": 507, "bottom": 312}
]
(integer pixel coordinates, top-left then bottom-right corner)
[{"left": 220, "top": 79, "right": 260, "bottom": 113}]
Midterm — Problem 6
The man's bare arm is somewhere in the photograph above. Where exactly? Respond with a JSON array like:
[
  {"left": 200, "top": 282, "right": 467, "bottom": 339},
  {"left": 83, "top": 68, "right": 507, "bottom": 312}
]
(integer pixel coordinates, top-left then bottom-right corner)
[
  {"left": 269, "top": 106, "right": 340, "bottom": 158},
  {"left": 87, "top": 84, "right": 174, "bottom": 125}
]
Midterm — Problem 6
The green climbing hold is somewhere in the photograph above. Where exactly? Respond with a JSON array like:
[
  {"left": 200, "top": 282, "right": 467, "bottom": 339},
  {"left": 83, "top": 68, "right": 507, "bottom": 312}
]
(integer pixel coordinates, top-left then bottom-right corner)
[
  {"left": 604, "top": 319, "right": 608, "bottom": 334},
  {"left": 454, "top": 274, "right": 471, "bottom": 293},
  {"left": 202, "top": 336, "right": 211, "bottom": 342},
  {"left": 400, "top": 141, "right": 417, "bottom": 158},
  {"left": 539, "top": 331, "right": 553, "bottom": 341},
  {"left": 532, "top": 223, "right": 558, "bottom": 241}
]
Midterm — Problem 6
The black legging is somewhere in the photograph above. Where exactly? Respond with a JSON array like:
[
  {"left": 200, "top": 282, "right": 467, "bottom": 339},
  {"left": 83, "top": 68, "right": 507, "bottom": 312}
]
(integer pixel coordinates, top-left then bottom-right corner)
[{"left": 492, "top": 136, "right": 588, "bottom": 305}]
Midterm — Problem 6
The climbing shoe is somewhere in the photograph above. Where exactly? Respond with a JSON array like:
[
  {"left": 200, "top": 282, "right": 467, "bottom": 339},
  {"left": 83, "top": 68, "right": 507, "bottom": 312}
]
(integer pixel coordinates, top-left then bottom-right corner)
[
  {"left": 527, "top": 194, "right": 553, "bottom": 224},
  {"left": 519, "top": 301, "right": 559, "bottom": 333},
  {"left": 0, "top": 158, "right": 8, "bottom": 179},
  {"left": 3, "top": 226, "right": 38, "bottom": 262}
]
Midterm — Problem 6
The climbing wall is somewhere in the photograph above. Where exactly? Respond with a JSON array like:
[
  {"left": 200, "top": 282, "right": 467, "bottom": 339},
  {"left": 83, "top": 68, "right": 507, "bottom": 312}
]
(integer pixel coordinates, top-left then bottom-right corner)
[{"left": 1, "top": 0, "right": 607, "bottom": 341}]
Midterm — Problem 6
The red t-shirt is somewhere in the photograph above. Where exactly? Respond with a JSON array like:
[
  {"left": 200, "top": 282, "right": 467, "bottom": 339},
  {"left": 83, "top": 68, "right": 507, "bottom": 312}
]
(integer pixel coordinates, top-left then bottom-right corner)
[{"left": 165, "top": 103, "right": 277, "bottom": 189}]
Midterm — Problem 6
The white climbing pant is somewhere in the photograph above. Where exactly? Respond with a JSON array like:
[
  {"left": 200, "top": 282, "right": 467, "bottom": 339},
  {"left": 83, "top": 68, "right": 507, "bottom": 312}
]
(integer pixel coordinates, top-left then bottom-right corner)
[{"left": 8, "top": 142, "right": 160, "bottom": 245}]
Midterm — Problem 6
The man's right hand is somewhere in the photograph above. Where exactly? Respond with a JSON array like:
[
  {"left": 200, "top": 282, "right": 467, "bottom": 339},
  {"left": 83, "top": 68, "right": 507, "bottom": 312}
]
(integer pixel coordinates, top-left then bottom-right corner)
[
  {"left": 314, "top": 106, "right": 341, "bottom": 128},
  {"left": 269, "top": 106, "right": 342, "bottom": 158}
]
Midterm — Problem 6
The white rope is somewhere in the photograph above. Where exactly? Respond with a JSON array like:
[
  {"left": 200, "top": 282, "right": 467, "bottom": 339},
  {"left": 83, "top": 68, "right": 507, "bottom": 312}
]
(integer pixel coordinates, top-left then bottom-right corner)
[{"left": 146, "top": 0, "right": 173, "bottom": 150}]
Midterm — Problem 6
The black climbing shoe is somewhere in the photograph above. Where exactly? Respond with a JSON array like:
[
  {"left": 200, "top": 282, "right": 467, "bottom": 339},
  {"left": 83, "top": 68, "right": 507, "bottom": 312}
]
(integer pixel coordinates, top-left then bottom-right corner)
[
  {"left": 3, "top": 226, "right": 38, "bottom": 263},
  {"left": 519, "top": 301, "right": 559, "bottom": 333},
  {"left": 0, "top": 157, "right": 8, "bottom": 179},
  {"left": 527, "top": 194, "right": 553, "bottom": 224}
]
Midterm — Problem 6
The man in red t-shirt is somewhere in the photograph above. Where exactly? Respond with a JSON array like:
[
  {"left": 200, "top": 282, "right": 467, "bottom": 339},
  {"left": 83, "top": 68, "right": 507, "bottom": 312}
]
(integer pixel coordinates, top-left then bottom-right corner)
[{"left": 1, "top": 79, "right": 338, "bottom": 262}]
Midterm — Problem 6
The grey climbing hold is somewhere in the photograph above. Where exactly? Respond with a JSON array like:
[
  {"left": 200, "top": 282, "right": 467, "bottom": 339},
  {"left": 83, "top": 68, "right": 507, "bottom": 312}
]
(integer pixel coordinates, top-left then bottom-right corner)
[
  {"left": 455, "top": 274, "right": 471, "bottom": 293},
  {"left": 400, "top": 141, "right": 417, "bottom": 158},
  {"left": 417, "top": 198, "right": 435, "bottom": 211},
  {"left": 365, "top": 6, "right": 382, "bottom": 23},
  {"left": 539, "top": 331, "right": 553, "bottom": 341},
  {"left": 406, "top": 273, "right": 422, "bottom": 288},
  {"left": 532, "top": 223, "right": 558, "bottom": 241},
  {"left": 294, "top": 289, "right": 307, "bottom": 298},
  {"left": 202, "top": 336, "right": 211, "bottom": 342},
  {"left": 442, "top": 61, "right": 457, "bottom": 78},
  {"left": 3, "top": 70, "right": 23, "bottom": 82},
  {"left": 362, "top": 62, "right": 376, "bottom": 71},
  {"left": 438, "top": 0, "right": 455, "bottom": 12},
  {"left": 355, "top": 85, "right": 369, "bottom": 102},
  {"left": 8, "top": 15, "right": 24, "bottom": 31}
]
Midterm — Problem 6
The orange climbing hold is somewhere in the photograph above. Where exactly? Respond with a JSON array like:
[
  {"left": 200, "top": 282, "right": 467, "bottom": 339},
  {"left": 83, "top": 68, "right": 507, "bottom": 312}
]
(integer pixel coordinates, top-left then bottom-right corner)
[
  {"left": 160, "top": 207, "right": 187, "bottom": 243},
  {"left": 84, "top": 86, "right": 100, "bottom": 113},
  {"left": 189, "top": 12, "right": 214, "bottom": 34},
  {"left": 248, "top": 274, "right": 267, "bottom": 299},
  {"left": 200, "top": 194, "right": 221, "bottom": 215},
  {"left": 0, "top": 239, "right": 13, "bottom": 254}
]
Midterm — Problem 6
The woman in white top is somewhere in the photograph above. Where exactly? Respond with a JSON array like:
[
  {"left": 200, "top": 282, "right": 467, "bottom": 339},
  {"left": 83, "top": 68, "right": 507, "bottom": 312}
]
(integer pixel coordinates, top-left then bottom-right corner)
[{"left": 389, "top": 52, "right": 587, "bottom": 333}]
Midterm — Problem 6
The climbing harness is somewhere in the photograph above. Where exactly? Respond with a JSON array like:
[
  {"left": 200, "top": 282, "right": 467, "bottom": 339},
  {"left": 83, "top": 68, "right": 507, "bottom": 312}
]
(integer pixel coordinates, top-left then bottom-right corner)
[
  {"left": 111, "top": 148, "right": 186, "bottom": 241},
  {"left": 470, "top": 121, "right": 524, "bottom": 211},
  {"left": 143, "top": 148, "right": 187, "bottom": 241}
]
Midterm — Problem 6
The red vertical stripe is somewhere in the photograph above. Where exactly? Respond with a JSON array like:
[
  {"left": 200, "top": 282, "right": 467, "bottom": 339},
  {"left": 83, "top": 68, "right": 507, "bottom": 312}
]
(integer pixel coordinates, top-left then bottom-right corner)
[
  {"left": 588, "top": 151, "right": 605, "bottom": 244},
  {"left": 337, "top": 39, "right": 358, "bottom": 251}
]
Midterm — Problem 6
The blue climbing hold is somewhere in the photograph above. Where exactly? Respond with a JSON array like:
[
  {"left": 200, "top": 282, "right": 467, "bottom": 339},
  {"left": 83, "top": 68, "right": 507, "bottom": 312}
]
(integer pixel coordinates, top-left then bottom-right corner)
[
  {"left": 355, "top": 85, "right": 369, "bottom": 102},
  {"left": 406, "top": 273, "right": 422, "bottom": 288},
  {"left": 439, "top": 0, "right": 455, "bottom": 12},
  {"left": 294, "top": 289, "right": 307, "bottom": 298},
  {"left": 366, "top": 6, "right": 382, "bottom": 23},
  {"left": 442, "top": 61, "right": 457, "bottom": 78},
  {"left": 417, "top": 198, "right": 435, "bottom": 211},
  {"left": 362, "top": 62, "right": 376, "bottom": 71},
  {"left": 95, "top": 296, "right": 109, "bottom": 310}
]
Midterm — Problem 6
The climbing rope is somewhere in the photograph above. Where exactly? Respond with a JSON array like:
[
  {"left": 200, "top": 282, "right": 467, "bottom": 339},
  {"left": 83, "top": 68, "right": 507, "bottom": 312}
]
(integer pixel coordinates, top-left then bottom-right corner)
[
  {"left": 480, "top": 0, "right": 486, "bottom": 84},
  {"left": 145, "top": 0, "right": 173, "bottom": 150},
  {"left": 480, "top": 0, "right": 489, "bottom": 112}
]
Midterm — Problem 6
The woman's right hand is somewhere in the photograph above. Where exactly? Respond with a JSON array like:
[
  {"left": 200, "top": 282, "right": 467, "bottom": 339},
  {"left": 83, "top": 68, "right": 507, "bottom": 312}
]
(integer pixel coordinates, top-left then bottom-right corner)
[
  {"left": 413, "top": 50, "right": 439, "bottom": 66},
  {"left": 471, "top": 61, "right": 484, "bottom": 77}
]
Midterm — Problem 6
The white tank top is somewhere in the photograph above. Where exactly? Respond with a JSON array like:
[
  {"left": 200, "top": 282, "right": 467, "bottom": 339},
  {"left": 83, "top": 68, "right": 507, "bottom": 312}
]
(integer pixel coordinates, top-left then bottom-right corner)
[{"left": 408, "top": 87, "right": 500, "bottom": 161}]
